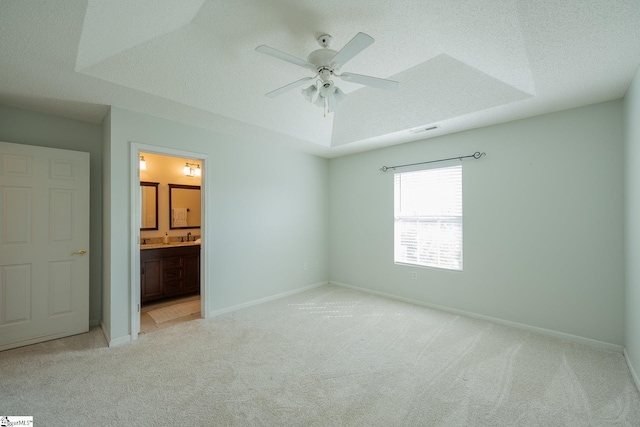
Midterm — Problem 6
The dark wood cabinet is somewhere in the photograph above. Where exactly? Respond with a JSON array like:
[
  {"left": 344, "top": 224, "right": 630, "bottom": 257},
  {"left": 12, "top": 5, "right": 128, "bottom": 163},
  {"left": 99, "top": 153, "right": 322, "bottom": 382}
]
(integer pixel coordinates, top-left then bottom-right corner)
[
  {"left": 141, "top": 245, "right": 200, "bottom": 303},
  {"left": 141, "top": 258, "right": 162, "bottom": 301}
]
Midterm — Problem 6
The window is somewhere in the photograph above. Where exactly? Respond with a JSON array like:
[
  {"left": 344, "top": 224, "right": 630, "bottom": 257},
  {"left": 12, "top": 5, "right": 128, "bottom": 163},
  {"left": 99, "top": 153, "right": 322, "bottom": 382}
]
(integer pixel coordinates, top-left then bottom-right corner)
[{"left": 394, "top": 164, "right": 463, "bottom": 271}]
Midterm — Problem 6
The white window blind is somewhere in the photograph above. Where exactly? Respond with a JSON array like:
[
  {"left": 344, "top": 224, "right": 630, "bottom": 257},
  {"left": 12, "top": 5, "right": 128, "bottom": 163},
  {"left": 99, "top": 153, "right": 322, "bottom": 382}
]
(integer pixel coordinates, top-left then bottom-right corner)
[{"left": 394, "top": 164, "right": 463, "bottom": 271}]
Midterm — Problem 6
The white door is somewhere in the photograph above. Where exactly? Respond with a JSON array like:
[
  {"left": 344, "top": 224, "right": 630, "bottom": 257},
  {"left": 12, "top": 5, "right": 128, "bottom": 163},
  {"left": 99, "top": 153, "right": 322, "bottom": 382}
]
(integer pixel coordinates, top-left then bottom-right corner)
[{"left": 0, "top": 141, "right": 89, "bottom": 351}]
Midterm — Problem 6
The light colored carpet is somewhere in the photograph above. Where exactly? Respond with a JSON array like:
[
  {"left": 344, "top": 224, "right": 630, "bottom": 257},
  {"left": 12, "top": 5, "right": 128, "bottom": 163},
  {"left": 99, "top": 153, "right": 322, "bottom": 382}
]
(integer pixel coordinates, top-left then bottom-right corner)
[
  {"left": 147, "top": 300, "right": 201, "bottom": 323},
  {"left": 1, "top": 284, "right": 639, "bottom": 426}
]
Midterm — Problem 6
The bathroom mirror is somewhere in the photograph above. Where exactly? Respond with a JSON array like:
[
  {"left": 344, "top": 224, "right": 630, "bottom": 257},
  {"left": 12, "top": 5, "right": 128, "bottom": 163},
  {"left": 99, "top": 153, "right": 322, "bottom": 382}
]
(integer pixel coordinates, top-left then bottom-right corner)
[
  {"left": 169, "top": 184, "right": 201, "bottom": 229},
  {"left": 140, "top": 181, "right": 159, "bottom": 230}
]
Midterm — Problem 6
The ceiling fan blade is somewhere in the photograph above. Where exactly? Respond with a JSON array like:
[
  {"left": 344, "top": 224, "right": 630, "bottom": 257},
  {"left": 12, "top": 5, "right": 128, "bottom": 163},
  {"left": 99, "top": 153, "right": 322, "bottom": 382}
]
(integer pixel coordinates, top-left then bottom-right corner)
[
  {"left": 330, "top": 32, "right": 374, "bottom": 68},
  {"left": 265, "top": 77, "right": 315, "bottom": 98},
  {"left": 256, "top": 45, "right": 317, "bottom": 71},
  {"left": 339, "top": 72, "right": 399, "bottom": 91}
]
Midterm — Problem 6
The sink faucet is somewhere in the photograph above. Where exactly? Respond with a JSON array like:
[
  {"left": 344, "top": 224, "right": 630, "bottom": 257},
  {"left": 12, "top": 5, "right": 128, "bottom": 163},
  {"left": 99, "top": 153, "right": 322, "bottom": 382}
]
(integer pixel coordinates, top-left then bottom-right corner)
[{"left": 186, "top": 232, "right": 192, "bottom": 242}]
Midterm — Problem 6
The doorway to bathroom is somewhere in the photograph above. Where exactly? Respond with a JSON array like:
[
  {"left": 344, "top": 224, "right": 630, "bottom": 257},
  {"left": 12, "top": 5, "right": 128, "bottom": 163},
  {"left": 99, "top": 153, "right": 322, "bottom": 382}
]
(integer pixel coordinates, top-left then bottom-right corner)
[
  {"left": 139, "top": 294, "right": 201, "bottom": 335},
  {"left": 130, "top": 144, "right": 208, "bottom": 340}
]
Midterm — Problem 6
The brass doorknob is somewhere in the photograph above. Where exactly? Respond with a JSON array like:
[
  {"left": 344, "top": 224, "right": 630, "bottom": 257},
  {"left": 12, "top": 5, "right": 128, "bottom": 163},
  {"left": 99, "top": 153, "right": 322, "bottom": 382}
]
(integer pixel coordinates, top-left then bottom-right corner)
[{"left": 71, "top": 249, "right": 87, "bottom": 256}]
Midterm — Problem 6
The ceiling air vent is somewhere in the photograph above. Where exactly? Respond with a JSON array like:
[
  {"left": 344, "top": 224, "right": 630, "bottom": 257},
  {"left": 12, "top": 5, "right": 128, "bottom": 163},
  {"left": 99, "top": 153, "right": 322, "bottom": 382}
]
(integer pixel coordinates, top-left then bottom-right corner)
[{"left": 409, "top": 125, "right": 439, "bottom": 134}]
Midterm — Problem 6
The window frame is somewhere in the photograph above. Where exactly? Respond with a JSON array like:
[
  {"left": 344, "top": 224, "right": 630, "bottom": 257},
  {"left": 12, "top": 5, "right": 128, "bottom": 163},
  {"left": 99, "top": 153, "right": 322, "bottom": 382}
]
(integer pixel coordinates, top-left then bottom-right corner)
[{"left": 393, "top": 162, "right": 463, "bottom": 271}]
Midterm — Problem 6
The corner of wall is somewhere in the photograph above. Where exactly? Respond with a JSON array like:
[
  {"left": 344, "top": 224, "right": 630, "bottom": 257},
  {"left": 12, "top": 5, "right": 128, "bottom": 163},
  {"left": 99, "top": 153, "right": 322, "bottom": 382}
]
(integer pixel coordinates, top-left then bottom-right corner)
[
  {"left": 624, "top": 64, "right": 640, "bottom": 390},
  {"left": 624, "top": 348, "right": 640, "bottom": 392},
  {"left": 100, "top": 320, "right": 131, "bottom": 347},
  {"left": 101, "top": 107, "right": 112, "bottom": 334}
]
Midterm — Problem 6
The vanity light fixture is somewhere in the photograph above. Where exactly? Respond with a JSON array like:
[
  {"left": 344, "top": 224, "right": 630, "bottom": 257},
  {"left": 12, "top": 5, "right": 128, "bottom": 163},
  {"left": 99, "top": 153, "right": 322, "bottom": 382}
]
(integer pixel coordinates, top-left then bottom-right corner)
[
  {"left": 184, "top": 162, "right": 201, "bottom": 177},
  {"left": 139, "top": 155, "right": 147, "bottom": 170}
]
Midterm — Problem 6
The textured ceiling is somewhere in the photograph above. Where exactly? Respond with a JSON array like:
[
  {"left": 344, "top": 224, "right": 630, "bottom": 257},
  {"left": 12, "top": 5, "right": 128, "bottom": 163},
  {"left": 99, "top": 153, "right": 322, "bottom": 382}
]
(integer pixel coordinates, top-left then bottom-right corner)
[{"left": 1, "top": 0, "right": 639, "bottom": 158}]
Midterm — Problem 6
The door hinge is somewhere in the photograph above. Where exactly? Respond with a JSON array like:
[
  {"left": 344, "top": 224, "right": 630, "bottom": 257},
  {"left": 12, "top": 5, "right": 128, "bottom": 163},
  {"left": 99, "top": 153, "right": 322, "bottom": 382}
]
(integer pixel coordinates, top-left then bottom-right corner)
[{"left": 137, "top": 304, "right": 140, "bottom": 313}]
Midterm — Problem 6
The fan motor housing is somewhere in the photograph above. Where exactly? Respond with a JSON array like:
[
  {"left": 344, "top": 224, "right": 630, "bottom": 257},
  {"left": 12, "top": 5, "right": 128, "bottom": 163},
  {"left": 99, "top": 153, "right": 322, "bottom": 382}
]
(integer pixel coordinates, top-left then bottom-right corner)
[{"left": 307, "top": 49, "right": 338, "bottom": 69}]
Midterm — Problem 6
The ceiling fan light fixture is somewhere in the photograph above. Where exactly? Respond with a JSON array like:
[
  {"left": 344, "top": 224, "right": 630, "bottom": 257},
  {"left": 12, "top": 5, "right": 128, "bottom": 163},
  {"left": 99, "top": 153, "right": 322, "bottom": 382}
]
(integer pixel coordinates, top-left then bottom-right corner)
[
  {"left": 257, "top": 32, "right": 399, "bottom": 116},
  {"left": 319, "top": 80, "right": 334, "bottom": 97},
  {"left": 302, "top": 85, "right": 317, "bottom": 102}
]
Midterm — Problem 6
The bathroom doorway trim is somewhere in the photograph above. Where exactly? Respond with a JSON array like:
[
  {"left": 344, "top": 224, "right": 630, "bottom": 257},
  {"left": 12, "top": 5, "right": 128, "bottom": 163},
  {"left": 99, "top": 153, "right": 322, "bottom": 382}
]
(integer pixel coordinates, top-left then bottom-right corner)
[{"left": 129, "top": 142, "right": 209, "bottom": 341}]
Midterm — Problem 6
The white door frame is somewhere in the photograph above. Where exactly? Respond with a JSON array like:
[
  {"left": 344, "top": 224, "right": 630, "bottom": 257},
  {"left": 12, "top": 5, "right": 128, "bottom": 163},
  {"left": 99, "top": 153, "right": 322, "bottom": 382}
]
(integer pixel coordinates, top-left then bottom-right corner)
[{"left": 129, "top": 142, "right": 209, "bottom": 341}]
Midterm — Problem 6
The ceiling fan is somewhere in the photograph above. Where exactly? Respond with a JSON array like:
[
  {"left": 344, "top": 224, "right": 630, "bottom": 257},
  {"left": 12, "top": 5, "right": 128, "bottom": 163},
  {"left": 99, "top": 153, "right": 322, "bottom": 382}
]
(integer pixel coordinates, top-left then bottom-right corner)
[{"left": 256, "top": 32, "right": 399, "bottom": 114}]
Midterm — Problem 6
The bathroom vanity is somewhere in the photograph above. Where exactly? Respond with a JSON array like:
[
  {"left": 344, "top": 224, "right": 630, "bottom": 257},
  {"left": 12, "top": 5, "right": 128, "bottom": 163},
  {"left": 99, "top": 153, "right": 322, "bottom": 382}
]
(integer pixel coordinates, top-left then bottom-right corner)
[{"left": 140, "top": 243, "right": 200, "bottom": 303}]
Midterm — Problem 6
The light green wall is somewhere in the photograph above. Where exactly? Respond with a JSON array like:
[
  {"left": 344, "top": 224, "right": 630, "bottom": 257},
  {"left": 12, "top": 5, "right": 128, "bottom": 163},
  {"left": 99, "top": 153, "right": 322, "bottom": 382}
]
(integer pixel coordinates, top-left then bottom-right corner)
[
  {"left": 0, "top": 104, "right": 103, "bottom": 327},
  {"left": 1, "top": 98, "right": 631, "bottom": 350},
  {"left": 624, "top": 65, "right": 640, "bottom": 381},
  {"left": 329, "top": 100, "right": 625, "bottom": 346},
  {"left": 104, "top": 107, "right": 329, "bottom": 341}
]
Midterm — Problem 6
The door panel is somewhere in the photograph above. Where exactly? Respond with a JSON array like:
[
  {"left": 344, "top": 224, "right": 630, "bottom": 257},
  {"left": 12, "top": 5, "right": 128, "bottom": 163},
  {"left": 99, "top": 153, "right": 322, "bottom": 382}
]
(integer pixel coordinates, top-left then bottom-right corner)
[
  {"left": 1, "top": 264, "right": 31, "bottom": 324},
  {"left": 50, "top": 189, "right": 75, "bottom": 241},
  {"left": 0, "top": 141, "right": 89, "bottom": 351},
  {"left": 3, "top": 187, "right": 32, "bottom": 244},
  {"left": 49, "top": 260, "right": 73, "bottom": 315}
]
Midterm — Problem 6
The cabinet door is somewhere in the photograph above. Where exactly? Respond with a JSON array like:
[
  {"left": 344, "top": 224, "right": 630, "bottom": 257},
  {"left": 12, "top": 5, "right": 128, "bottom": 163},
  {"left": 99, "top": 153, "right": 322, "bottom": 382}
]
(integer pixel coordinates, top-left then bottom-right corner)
[
  {"left": 183, "top": 253, "right": 200, "bottom": 293},
  {"left": 141, "top": 259, "right": 162, "bottom": 302}
]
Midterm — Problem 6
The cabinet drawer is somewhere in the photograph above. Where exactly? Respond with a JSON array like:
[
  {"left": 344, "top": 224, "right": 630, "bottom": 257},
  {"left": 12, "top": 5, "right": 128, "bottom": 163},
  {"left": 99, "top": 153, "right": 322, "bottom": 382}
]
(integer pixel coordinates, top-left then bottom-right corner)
[
  {"left": 163, "top": 268, "right": 183, "bottom": 281},
  {"left": 163, "top": 280, "right": 182, "bottom": 293},
  {"left": 163, "top": 256, "right": 183, "bottom": 269}
]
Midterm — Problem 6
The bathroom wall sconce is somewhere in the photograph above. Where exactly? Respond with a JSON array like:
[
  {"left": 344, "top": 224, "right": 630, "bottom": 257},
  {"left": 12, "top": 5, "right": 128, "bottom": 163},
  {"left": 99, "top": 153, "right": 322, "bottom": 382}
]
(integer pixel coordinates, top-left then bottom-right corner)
[
  {"left": 139, "top": 155, "right": 147, "bottom": 170},
  {"left": 184, "top": 162, "right": 201, "bottom": 177}
]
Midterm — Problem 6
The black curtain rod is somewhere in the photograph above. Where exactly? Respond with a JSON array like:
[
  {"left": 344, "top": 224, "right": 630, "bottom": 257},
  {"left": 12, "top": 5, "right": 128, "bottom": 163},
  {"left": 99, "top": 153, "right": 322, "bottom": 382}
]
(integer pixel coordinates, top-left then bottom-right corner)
[{"left": 380, "top": 151, "right": 486, "bottom": 172}]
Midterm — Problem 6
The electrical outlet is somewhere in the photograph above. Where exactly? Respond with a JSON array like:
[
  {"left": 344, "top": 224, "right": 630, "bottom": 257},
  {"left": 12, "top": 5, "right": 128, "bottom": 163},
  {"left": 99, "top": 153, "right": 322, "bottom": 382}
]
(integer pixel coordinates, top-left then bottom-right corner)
[
  {"left": 412, "top": 271, "right": 418, "bottom": 280},
  {"left": 304, "top": 262, "right": 308, "bottom": 271}
]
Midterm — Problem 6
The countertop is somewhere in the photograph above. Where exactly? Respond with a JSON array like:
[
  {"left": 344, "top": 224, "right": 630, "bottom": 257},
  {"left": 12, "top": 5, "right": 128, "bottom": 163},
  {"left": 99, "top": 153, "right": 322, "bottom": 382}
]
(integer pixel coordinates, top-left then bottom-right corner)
[{"left": 140, "top": 241, "right": 201, "bottom": 250}]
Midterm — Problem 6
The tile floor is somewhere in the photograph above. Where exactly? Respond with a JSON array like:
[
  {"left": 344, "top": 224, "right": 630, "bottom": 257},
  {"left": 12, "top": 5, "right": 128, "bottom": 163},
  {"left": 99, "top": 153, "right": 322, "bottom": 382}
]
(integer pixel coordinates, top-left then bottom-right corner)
[{"left": 140, "top": 294, "right": 201, "bottom": 335}]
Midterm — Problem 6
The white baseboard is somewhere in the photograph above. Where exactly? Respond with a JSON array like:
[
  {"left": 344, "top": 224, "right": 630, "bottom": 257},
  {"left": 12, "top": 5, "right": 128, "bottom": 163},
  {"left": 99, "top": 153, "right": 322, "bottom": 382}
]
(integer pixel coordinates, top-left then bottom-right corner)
[
  {"left": 624, "top": 348, "right": 640, "bottom": 392},
  {"left": 100, "top": 321, "right": 110, "bottom": 343},
  {"left": 330, "top": 281, "right": 623, "bottom": 353},
  {"left": 100, "top": 321, "right": 131, "bottom": 347},
  {"left": 108, "top": 334, "right": 132, "bottom": 347},
  {"left": 208, "top": 282, "right": 327, "bottom": 318}
]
